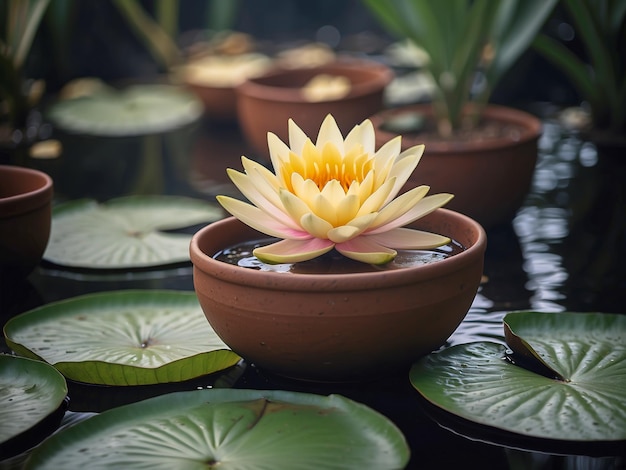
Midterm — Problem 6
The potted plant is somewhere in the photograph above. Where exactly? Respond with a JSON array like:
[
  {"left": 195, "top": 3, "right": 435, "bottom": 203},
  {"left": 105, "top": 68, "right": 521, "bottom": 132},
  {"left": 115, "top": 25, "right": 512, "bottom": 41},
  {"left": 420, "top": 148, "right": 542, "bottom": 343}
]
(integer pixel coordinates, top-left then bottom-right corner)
[
  {"left": 190, "top": 114, "right": 487, "bottom": 382},
  {"left": 532, "top": 0, "right": 626, "bottom": 154},
  {"left": 361, "top": 0, "right": 557, "bottom": 228}
]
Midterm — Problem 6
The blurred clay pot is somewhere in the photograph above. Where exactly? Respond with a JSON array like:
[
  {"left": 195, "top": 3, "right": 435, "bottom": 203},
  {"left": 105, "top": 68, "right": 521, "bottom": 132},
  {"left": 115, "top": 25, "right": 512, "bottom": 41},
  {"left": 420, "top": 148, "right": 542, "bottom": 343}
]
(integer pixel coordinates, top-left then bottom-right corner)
[
  {"left": 0, "top": 165, "right": 53, "bottom": 278},
  {"left": 190, "top": 208, "right": 486, "bottom": 382},
  {"left": 235, "top": 59, "right": 393, "bottom": 157},
  {"left": 370, "top": 104, "right": 542, "bottom": 229}
]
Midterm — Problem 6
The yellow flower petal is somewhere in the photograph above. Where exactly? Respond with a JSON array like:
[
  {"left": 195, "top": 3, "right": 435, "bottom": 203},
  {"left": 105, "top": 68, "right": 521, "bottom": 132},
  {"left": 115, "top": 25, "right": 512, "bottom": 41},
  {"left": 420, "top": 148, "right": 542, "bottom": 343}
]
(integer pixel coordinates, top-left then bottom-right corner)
[
  {"left": 267, "top": 132, "right": 291, "bottom": 179},
  {"left": 300, "top": 212, "right": 334, "bottom": 238},
  {"left": 382, "top": 147, "right": 424, "bottom": 205},
  {"left": 291, "top": 173, "right": 320, "bottom": 202},
  {"left": 335, "top": 193, "right": 360, "bottom": 226},
  {"left": 372, "top": 135, "right": 403, "bottom": 187},
  {"left": 357, "top": 176, "right": 397, "bottom": 216},
  {"left": 345, "top": 119, "right": 375, "bottom": 155},
  {"left": 316, "top": 114, "right": 344, "bottom": 152},
  {"left": 280, "top": 189, "right": 313, "bottom": 223},
  {"left": 327, "top": 212, "right": 378, "bottom": 243},
  {"left": 288, "top": 118, "right": 309, "bottom": 154},
  {"left": 254, "top": 238, "right": 334, "bottom": 264}
]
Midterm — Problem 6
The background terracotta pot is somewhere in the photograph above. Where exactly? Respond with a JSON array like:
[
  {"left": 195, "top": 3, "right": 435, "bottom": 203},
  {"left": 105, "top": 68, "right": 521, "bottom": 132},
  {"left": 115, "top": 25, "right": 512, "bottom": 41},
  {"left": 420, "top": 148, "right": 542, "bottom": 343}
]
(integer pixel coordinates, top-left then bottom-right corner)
[
  {"left": 0, "top": 165, "right": 53, "bottom": 279},
  {"left": 235, "top": 58, "right": 393, "bottom": 157},
  {"left": 190, "top": 209, "right": 486, "bottom": 382},
  {"left": 370, "top": 104, "right": 542, "bottom": 229}
]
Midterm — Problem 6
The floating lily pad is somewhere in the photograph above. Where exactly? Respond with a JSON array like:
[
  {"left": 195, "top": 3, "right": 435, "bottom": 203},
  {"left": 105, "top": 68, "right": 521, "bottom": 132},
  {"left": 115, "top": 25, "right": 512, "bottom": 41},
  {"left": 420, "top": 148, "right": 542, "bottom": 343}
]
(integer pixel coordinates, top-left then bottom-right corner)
[
  {"left": 47, "top": 84, "right": 203, "bottom": 136},
  {"left": 410, "top": 311, "right": 626, "bottom": 446},
  {"left": 24, "top": 389, "right": 410, "bottom": 469},
  {"left": 43, "top": 196, "right": 223, "bottom": 269},
  {"left": 0, "top": 355, "right": 68, "bottom": 458},
  {"left": 4, "top": 290, "right": 240, "bottom": 386}
]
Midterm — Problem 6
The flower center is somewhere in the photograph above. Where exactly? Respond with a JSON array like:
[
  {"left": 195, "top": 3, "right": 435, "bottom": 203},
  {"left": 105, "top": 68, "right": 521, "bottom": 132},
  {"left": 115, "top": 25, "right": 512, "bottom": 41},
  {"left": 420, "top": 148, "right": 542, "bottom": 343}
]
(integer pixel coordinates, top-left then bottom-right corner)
[{"left": 285, "top": 140, "right": 372, "bottom": 192}]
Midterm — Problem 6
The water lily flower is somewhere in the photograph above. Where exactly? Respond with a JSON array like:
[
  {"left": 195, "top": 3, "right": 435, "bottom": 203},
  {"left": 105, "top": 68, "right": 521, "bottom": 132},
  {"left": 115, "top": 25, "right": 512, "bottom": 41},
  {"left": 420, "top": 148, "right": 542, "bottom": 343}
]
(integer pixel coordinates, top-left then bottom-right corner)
[{"left": 217, "top": 114, "right": 453, "bottom": 265}]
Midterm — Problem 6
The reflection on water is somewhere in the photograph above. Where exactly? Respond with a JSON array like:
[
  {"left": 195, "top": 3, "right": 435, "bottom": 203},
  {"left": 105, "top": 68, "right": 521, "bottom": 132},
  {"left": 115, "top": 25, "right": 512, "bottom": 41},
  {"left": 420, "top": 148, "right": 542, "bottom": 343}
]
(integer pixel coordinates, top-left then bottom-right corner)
[{"left": 451, "top": 115, "right": 626, "bottom": 347}]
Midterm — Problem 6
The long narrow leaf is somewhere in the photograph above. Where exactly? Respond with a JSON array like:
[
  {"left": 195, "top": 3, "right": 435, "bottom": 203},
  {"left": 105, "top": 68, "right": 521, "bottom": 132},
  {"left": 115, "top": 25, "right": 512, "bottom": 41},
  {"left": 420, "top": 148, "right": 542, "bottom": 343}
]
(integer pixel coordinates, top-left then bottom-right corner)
[
  {"left": 563, "top": 0, "right": 617, "bottom": 99},
  {"left": 532, "top": 34, "right": 599, "bottom": 109},
  {"left": 487, "top": 0, "right": 558, "bottom": 87},
  {"left": 111, "top": 0, "right": 181, "bottom": 70},
  {"left": 12, "top": 0, "right": 50, "bottom": 69}
]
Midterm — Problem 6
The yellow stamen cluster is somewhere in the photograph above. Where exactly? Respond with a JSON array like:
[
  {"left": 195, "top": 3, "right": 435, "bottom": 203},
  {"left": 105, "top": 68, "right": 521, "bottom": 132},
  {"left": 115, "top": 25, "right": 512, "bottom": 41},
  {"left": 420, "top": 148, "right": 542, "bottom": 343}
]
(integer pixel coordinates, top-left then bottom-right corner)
[{"left": 281, "top": 140, "right": 372, "bottom": 193}]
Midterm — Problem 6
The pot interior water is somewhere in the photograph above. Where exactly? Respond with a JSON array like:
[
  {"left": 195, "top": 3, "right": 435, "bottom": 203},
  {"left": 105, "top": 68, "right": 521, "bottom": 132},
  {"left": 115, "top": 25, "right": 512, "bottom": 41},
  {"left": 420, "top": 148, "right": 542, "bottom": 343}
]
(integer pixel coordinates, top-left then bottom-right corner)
[{"left": 213, "top": 237, "right": 466, "bottom": 274}]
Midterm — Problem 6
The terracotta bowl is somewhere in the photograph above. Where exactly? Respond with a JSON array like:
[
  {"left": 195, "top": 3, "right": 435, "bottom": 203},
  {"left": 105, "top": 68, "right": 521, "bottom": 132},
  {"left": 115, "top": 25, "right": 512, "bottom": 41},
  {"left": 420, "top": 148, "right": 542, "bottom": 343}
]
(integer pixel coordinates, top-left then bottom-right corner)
[
  {"left": 235, "top": 59, "right": 393, "bottom": 157},
  {"left": 190, "top": 209, "right": 486, "bottom": 382},
  {"left": 370, "top": 104, "right": 542, "bottom": 229},
  {"left": 0, "top": 165, "right": 53, "bottom": 278}
]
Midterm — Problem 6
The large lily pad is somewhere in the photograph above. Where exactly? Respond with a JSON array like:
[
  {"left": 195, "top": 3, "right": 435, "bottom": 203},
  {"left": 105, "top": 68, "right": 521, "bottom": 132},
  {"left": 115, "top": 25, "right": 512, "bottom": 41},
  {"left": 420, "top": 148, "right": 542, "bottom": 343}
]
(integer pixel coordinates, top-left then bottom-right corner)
[
  {"left": 43, "top": 196, "right": 223, "bottom": 269},
  {"left": 410, "top": 311, "right": 626, "bottom": 446},
  {"left": 0, "top": 355, "right": 68, "bottom": 458},
  {"left": 47, "top": 84, "right": 203, "bottom": 136},
  {"left": 25, "top": 389, "right": 410, "bottom": 469},
  {"left": 3, "top": 290, "right": 241, "bottom": 386}
]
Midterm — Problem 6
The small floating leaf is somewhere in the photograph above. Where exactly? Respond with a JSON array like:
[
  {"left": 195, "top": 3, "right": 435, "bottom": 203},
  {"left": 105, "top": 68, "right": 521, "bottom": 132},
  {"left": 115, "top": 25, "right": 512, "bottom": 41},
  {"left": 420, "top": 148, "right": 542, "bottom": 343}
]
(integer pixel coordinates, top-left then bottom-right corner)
[
  {"left": 43, "top": 196, "right": 223, "bottom": 269},
  {"left": 25, "top": 389, "right": 410, "bottom": 469},
  {"left": 4, "top": 290, "right": 240, "bottom": 386},
  {"left": 410, "top": 312, "right": 626, "bottom": 443},
  {"left": 47, "top": 84, "right": 203, "bottom": 136},
  {"left": 0, "top": 355, "right": 68, "bottom": 457}
]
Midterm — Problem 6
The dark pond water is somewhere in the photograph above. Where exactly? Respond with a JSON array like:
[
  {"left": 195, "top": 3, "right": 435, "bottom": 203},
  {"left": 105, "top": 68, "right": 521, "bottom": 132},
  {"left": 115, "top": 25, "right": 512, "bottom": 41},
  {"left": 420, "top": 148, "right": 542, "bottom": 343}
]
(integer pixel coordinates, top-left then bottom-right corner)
[
  {"left": 214, "top": 236, "right": 463, "bottom": 273},
  {"left": 1, "top": 112, "right": 624, "bottom": 469}
]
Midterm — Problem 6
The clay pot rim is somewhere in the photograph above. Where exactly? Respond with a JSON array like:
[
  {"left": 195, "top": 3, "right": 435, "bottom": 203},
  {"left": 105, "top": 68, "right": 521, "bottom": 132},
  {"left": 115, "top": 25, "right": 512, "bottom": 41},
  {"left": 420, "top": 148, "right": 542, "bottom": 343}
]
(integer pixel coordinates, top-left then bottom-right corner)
[
  {"left": 235, "top": 58, "right": 394, "bottom": 104},
  {"left": 0, "top": 165, "right": 53, "bottom": 218},
  {"left": 370, "top": 104, "right": 542, "bottom": 153},
  {"left": 190, "top": 208, "right": 486, "bottom": 292}
]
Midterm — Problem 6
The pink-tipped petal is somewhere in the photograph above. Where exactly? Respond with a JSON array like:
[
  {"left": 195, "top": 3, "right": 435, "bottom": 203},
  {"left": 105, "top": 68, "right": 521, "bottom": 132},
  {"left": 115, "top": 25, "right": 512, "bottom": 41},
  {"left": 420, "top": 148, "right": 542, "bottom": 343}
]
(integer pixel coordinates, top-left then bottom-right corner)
[
  {"left": 226, "top": 168, "right": 298, "bottom": 230},
  {"left": 368, "top": 227, "right": 451, "bottom": 249},
  {"left": 254, "top": 237, "right": 335, "bottom": 264},
  {"left": 217, "top": 196, "right": 309, "bottom": 240},
  {"left": 335, "top": 236, "right": 397, "bottom": 264},
  {"left": 369, "top": 193, "right": 454, "bottom": 234}
]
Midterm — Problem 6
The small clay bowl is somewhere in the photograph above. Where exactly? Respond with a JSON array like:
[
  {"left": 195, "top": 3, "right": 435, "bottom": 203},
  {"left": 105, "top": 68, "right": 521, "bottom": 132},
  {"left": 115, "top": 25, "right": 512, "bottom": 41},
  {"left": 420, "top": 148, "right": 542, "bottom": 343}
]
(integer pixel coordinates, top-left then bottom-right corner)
[
  {"left": 190, "top": 208, "right": 486, "bottom": 382},
  {"left": 0, "top": 165, "right": 53, "bottom": 278},
  {"left": 235, "top": 58, "right": 393, "bottom": 156}
]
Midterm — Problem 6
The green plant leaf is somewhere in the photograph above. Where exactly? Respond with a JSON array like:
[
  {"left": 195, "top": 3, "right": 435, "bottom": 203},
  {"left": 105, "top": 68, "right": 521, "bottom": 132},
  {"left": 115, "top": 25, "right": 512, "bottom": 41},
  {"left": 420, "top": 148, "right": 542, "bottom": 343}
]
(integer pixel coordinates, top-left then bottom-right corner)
[
  {"left": 43, "top": 195, "right": 223, "bottom": 269},
  {"left": 25, "top": 389, "right": 410, "bottom": 469},
  {"left": 0, "top": 355, "right": 67, "bottom": 456},
  {"left": 4, "top": 290, "right": 241, "bottom": 386},
  {"left": 410, "top": 312, "right": 626, "bottom": 443},
  {"left": 503, "top": 311, "right": 626, "bottom": 382},
  {"left": 46, "top": 84, "right": 202, "bottom": 136}
]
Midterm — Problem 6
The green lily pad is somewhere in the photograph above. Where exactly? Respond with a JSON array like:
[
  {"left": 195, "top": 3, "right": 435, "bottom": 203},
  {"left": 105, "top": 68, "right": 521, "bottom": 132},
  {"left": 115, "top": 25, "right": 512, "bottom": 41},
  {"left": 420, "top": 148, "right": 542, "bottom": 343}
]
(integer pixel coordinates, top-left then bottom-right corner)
[
  {"left": 0, "top": 355, "right": 68, "bottom": 458},
  {"left": 25, "top": 389, "right": 410, "bottom": 469},
  {"left": 3, "top": 290, "right": 241, "bottom": 386},
  {"left": 43, "top": 196, "right": 223, "bottom": 269},
  {"left": 410, "top": 311, "right": 626, "bottom": 444},
  {"left": 47, "top": 84, "right": 203, "bottom": 136}
]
